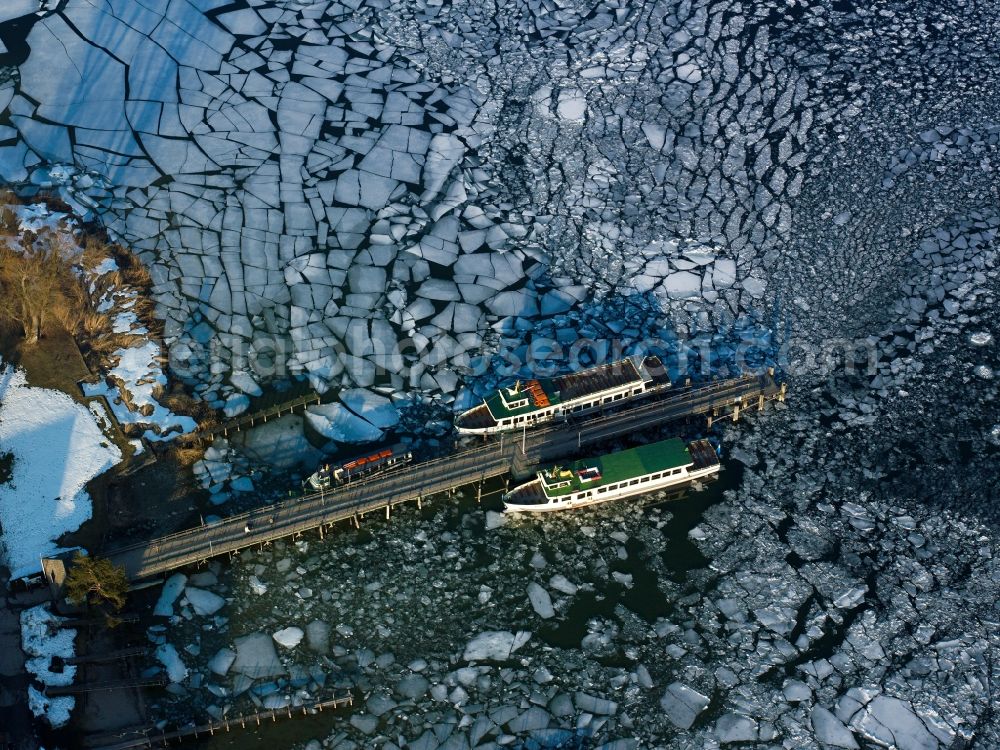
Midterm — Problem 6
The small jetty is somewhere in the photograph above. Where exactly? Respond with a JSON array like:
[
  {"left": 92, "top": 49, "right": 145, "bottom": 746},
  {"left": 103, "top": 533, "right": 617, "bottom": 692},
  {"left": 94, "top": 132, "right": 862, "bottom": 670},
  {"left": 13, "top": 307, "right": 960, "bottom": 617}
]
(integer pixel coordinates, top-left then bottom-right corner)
[{"left": 84, "top": 695, "right": 354, "bottom": 750}]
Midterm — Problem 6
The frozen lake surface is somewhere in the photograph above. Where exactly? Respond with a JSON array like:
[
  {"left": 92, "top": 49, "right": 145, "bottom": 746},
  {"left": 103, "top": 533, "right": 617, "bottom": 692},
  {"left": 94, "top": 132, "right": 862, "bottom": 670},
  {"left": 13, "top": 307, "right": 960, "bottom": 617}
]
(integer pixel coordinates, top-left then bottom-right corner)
[{"left": 0, "top": 0, "right": 998, "bottom": 746}]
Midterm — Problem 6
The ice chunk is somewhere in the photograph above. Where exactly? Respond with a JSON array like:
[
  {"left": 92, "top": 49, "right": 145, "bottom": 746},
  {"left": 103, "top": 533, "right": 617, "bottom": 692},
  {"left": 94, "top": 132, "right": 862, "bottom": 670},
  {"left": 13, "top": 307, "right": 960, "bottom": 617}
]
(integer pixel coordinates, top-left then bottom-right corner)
[
  {"left": 348, "top": 266, "right": 387, "bottom": 294},
  {"left": 154, "top": 574, "right": 187, "bottom": 617},
  {"left": 575, "top": 693, "right": 617, "bottom": 715},
  {"left": 216, "top": 8, "right": 266, "bottom": 36},
  {"left": 234, "top": 415, "right": 323, "bottom": 471},
  {"left": 850, "top": 695, "right": 937, "bottom": 750},
  {"left": 232, "top": 632, "right": 285, "bottom": 678},
  {"left": 742, "top": 277, "right": 766, "bottom": 297},
  {"left": 248, "top": 575, "right": 268, "bottom": 595},
  {"left": 715, "top": 714, "right": 757, "bottom": 743},
  {"left": 463, "top": 631, "right": 532, "bottom": 662},
  {"left": 811, "top": 706, "right": 859, "bottom": 749},
  {"left": 184, "top": 587, "right": 226, "bottom": 616},
  {"left": 306, "top": 620, "right": 330, "bottom": 654},
  {"left": 305, "top": 403, "right": 383, "bottom": 443},
  {"left": 397, "top": 673, "right": 430, "bottom": 699},
  {"left": 713, "top": 259, "right": 737, "bottom": 287},
  {"left": 527, "top": 583, "right": 555, "bottom": 619},
  {"left": 156, "top": 644, "right": 188, "bottom": 683},
  {"left": 421, "top": 133, "right": 464, "bottom": 200},
  {"left": 833, "top": 586, "right": 868, "bottom": 609},
  {"left": 207, "top": 648, "right": 237, "bottom": 677},
  {"left": 508, "top": 707, "right": 551, "bottom": 732},
  {"left": 273, "top": 626, "right": 304, "bottom": 649},
  {"left": 660, "top": 682, "right": 709, "bottom": 729},
  {"left": 548, "top": 575, "right": 578, "bottom": 596},
  {"left": 0, "top": 0, "right": 38, "bottom": 25},
  {"left": 642, "top": 122, "right": 667, "bottom": 151},
  {"left": 230, "top": 371, "right": 263, "bottom": 397},
  {"left": 557, "top": 88, "right": 587, "bottom": 121},
  {"left": 782, "top": 679, "right": 812, "bottom": 702},
  {"left": 663, "top": 271, "right": 703, "bottom": 299},
  {"left": 230, "top": 476, "right": 254, "bottom": 493},
  {"left": 340, "top": 388, "right": 399, "bottom": 430}
]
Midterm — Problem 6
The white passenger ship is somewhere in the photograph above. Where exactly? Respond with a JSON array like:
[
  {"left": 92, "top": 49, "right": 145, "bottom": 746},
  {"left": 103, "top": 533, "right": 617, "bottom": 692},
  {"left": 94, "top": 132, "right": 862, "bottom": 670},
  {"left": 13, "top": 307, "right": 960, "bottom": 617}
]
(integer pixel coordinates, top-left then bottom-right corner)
[
  {"left": 503, "top": 438, "right": 720, "bottom": 513},
  {"left": 455, "top": 355, "right": 671, "bottom": 435}
]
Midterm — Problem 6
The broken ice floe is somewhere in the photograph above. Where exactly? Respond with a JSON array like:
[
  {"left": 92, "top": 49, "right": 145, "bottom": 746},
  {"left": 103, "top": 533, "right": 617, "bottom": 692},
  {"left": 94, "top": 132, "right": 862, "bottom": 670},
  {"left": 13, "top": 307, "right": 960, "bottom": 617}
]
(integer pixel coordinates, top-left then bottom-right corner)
[{"left": 0, "top": 0, "right": 788, "bottom": 414}]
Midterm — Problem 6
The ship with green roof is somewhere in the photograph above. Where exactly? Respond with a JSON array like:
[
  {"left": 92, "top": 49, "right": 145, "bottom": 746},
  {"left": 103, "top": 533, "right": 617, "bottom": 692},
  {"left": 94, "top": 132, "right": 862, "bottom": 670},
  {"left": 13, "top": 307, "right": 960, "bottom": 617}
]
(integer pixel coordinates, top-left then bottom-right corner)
[{"left": 502, "top": 437, "right": 720, "bottom": 513}]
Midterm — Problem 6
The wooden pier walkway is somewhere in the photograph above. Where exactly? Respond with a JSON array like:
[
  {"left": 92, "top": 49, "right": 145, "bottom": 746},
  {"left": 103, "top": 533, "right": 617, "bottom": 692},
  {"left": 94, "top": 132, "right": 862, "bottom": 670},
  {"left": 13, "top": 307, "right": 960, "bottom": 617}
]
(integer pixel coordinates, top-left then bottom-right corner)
[
  {"left": 85, "top": 695, "right": 353, "bottom": 750},
  {"left": 46, "top": 676, "right": 168, "bottom": 696},
  {"left": 192, "top": 390, "right": 323, "bottom": 443},
  {"left": 105, "top": 372, "right": 784, "bottom": 581}
]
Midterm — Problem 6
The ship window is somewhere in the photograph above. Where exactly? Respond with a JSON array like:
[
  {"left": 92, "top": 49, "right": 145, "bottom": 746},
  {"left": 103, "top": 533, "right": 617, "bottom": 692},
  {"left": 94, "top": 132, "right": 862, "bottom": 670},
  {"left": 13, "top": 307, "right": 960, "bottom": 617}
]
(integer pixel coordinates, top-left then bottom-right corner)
[
  {"left": 630, "top": 479, "right": 639, "bottom": 485},
  {"left": 598, "top": 486, "right": 607, "bottom": 493},
  {"left": 650, "top": 472, "right": 661, "bottom": 480}
]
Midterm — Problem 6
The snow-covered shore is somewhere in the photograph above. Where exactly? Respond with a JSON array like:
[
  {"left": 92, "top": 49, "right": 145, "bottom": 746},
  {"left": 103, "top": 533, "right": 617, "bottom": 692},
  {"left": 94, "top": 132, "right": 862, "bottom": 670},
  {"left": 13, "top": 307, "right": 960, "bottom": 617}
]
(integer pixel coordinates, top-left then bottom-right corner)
[{"left": 0, "top": 360, "right": 121, "bottom": 577}]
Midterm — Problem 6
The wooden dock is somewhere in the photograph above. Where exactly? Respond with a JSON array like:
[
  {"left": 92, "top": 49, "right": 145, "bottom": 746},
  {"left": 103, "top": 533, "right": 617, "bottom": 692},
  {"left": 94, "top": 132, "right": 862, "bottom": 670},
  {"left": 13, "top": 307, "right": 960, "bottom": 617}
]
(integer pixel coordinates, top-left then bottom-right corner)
[
  {"left": 192, "top": 390, "right": 323, "bottom": 443},
  {"left": 104, "top": 373, "right": 785, "bottom": 581},
  {"left": 85, "top": 695, "right": 354, "bottom": 750},
  {"left": 46, "top": 676, "right": 168, "bottom": 696}
]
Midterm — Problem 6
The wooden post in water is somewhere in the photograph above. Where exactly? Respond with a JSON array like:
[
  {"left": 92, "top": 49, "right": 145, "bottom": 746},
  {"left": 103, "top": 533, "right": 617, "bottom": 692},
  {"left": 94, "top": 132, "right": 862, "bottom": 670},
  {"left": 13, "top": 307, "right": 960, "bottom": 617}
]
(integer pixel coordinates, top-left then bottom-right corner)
[
  {"left": 732, "top": 403, "right": 740, "bottom": 422},
  {"left": 779, "top": 383, "right": 787, "bottom": 402},
  {"left": 758, "top": 394, "right": 765, "bottom": 411},
  {"left": 707, "top": 414, "right": 713, "bottom": 428},
  {"left": 476, "top": 481, "right": 482, "bottom": 504},
  {"left": 385, "top": 504, "right": 390, "bottom": 520},
  {"left": 417, "top": 495, "right": 423, "bottom": 510}
]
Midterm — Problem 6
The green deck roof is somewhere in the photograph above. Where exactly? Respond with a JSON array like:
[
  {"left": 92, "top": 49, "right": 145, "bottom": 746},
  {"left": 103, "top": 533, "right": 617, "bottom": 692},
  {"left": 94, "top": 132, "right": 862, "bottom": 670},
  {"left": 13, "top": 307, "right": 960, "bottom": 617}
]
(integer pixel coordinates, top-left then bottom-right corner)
[
  {"left": 485, "top": 379, "right": 562, "bottom": 420},
  {"left": 541, "top": 438, "right": 692, "bottom": 497}
]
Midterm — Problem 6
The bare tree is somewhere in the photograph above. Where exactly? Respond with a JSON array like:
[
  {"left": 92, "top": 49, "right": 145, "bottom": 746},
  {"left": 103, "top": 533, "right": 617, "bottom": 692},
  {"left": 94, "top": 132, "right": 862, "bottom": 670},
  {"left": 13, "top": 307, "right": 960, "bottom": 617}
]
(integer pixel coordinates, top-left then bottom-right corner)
[{"left": 0, "top": 229, "right": 88, "bottom": 344}]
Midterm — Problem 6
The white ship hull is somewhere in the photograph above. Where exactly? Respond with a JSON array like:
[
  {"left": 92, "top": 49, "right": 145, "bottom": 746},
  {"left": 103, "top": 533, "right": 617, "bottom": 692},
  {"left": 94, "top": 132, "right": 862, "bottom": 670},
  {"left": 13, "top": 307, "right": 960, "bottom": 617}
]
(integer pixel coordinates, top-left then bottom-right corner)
[
  {"left": 503, "top": 463, "right": 720, "bottom": 513},
  {"left": 455, "top": 356, "right": 671, "bottom": 435}
]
